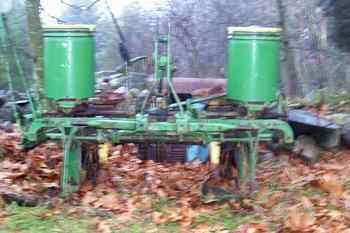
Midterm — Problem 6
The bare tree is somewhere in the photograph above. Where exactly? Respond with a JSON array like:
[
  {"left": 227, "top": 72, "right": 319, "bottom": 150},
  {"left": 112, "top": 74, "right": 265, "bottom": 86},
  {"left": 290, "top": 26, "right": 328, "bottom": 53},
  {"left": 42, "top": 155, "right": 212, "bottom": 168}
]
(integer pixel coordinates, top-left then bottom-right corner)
[
  {"left": 25, "top": 0, "right": 44, "bottom": 109},
  {"left": 276, "top": 0, "right": 304, "bottom": 96}
]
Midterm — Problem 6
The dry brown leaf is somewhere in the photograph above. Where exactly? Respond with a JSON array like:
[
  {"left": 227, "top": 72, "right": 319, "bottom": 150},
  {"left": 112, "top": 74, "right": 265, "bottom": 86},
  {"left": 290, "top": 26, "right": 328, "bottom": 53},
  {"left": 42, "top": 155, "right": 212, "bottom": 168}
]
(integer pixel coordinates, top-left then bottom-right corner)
[
  {"left": 317, "top": 163, "right": 345, "bottom": 171},
  {"left": 129, "top": 195, "right": 152, "bottom": 210},
  {"left": 97, "top": 194, "right": 121, "bottom": 210},
  {"left": 1, "top": 159, "right": 15, "bottom": 169},
  {"left": 41, "top": 182, "right": 59, "bottom": 189},
  {"left": 180, "top": 206, "right": 196, "bottom": 227},
  {"left": 9, "top": 172, "right": 26, "bottom": 180},
  {"left": 285, "top": 205, "right": 316, "bottom": 231},
  {"left": 79, "top": 183, "right": 94, "bottom": 193},
  {"left": 192, "top": 223, "right": 211, "bottom": 233},
  {"left": 317, "top": 173, "right": 344, "bottom": 197},
  {"left": 250, "top": 223, "right": 269, "bottom": 232},
  {"left": 97, "top": 220, "right": 112, "bottom": 233},
  {"left": 155, "top": 188, "right": 168, "bottom": 198},
  {"left": 301, "top": 196, "right": 314, "bottom": 209},
  {"left": 175, "top": 180, "right": 192, "bottom": 190},
  {"left": 81, "top": 191, "right": 98, "bottom": 206},
  {"left": 152, "top": 211, "right": 166, "bottom": 224},
  {"left": 262, "top": 191, "right": 284, "bottom": 209},
  {"left": 232, "top": 224, "right": 253, "bottom": 233},
  {"left": 247, "top": 228, "right": 257, "bottom": 233},
  {"left": 164, "top": 208, "right": 183, "bottom": 222}
]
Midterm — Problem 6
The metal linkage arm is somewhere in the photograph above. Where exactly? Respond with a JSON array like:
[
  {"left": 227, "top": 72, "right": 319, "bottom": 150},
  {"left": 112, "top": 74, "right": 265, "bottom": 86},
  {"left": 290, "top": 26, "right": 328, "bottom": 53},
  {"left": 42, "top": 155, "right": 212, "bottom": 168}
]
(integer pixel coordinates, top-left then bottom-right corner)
[{"left": 21, "top": 116, "right": 293, "bottom": 146}]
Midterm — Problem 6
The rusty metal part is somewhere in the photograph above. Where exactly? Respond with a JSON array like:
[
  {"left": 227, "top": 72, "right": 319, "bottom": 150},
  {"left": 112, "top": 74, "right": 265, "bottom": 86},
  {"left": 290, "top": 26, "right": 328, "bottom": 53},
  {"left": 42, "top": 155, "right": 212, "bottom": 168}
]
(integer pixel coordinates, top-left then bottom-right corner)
[
  {"left": 81, "top": 143, "right": 99, "bottom": 185},
  {"left": 138, "top": 143, "right": 189, "bottom": 162}
]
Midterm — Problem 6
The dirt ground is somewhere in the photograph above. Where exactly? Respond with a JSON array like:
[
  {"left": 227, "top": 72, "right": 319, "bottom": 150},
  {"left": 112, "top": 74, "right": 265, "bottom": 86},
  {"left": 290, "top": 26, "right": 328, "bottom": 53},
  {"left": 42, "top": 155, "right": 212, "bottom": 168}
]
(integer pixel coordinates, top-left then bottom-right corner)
[{"left": 0, "top": 131, "right": 350, "bottom": 233}]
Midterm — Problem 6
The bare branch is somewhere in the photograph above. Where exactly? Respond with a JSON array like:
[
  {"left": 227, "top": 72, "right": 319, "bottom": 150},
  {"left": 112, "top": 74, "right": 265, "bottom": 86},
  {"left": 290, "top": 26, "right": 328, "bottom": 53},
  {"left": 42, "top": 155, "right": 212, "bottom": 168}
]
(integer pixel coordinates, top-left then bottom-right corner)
[
  {"left": 60, "top": 0, "right": 102, "bottom": 11},
  {"left": 39, "top": 5, "right": 66, "bottom": 23}
]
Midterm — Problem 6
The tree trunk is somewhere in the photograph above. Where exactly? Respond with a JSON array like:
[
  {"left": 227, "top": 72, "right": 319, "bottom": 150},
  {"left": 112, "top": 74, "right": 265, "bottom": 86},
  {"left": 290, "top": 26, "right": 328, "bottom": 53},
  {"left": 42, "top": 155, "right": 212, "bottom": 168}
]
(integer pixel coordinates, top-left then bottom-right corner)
[
  {"left": 294, "top": 50, "right": 308, "bottom": 95},
  {"left": 276, "top": 0, "right": 302, "bottom": 97},
  {"left": 345, "top": 62, "right": 350, "bottom": 85},
  {"left": 308, "top": 4, "right": 334, "bottom": 91},
  {"left": 25, "top": 0, "right": 44, "bottom": 111}
]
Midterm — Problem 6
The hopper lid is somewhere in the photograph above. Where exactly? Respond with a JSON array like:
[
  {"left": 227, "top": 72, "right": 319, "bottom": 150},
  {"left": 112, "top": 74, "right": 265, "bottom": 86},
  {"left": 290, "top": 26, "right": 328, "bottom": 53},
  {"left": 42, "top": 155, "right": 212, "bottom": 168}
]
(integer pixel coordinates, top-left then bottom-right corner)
[
  {"left": 228, "top": 26, "right": 282, "bottom": 34},
  {"left": 43, "top": 24, "right": 96, "bottom": 32}
]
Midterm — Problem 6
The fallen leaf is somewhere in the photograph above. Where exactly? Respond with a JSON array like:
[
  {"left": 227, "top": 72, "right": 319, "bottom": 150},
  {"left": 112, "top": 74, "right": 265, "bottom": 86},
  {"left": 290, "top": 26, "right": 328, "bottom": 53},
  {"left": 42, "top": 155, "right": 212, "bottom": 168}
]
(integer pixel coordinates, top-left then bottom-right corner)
[
  {"left": 285, "top": 205, "right": 316, "bottom": 231},
  {"left": 193, "top": 223, "right": 211, "bottom": 233},
  {"left": 317, "top": 163, "right": 345, "bottom": 171},
  {"left": 41, "top": 182, "right": 59, "bottom": 188},
  {"left": 247, "top": 228, "right": 257, "bottom": 233},
  {"left": 180, "top": 206, "right": 196, "bottom": 227},
  {"left": 81, "top": 191, "right": 98, "bottom": 206},
  {"left": 97, "top": 220, "right": 112, "bottom": 233},
  {"left": 317, "top": 173, "right": 344, "bottom": 197},
  {"left": 96, "top": 194, "right": 120, "bottom": 210},
  {"left": 155, "top": 188, "right": 167, "bottom": 198},
  {"left": 262, "top": 191, "right": 284, "bottom": 209},
  {"left": 301, "top": 196, "right": 313, "bottom": 209},
  {"left": 152, "top": 211, "right": 166, "bottom": 224}
]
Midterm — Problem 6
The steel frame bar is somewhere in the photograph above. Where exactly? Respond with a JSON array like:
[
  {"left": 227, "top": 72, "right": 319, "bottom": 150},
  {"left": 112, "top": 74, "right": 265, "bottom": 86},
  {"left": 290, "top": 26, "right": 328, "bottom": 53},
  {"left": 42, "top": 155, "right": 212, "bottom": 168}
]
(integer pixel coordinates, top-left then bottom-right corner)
[{"left": 20, "top": 114, "right": 293, "bottom": 193}]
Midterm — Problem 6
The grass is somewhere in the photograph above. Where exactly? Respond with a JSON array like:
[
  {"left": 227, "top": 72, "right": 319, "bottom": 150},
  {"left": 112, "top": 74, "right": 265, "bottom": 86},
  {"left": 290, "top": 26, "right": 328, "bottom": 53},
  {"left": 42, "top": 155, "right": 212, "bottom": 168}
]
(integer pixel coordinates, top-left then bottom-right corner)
[
  {"left": 113, "top": 218, "right": 179, "bottom": 233},
  {"left": 266, "top": 179, "right": 281, "bottom": 192},
  {"left": 0, "top": 148, "right": 5, "bottom": 159},
  {"left": 0, "top": 197, "right": 186, "bottom": 233},
  {"left": 192, "top": 206, "right": 250, "bottom": 231},
  {"left": 325, "top": 204, "right": 340, "bottom": 211},
  {"left": 0, "top": 203, "right": 91, "bottom": 233},
  {"left": 152, "top": 198, "right": 177, "bottom": 212},
  {"left": 117, "top": 222, "right": 144, "bottom": 233},
  {"left": 343, "top": 179, "right": 350, "bottom": 190},
  {"left": 301, "top": 185, "right": 325, "bottom": 197},
  {"left": 158, "top": 222, "right": 180, "bottom": 233}
]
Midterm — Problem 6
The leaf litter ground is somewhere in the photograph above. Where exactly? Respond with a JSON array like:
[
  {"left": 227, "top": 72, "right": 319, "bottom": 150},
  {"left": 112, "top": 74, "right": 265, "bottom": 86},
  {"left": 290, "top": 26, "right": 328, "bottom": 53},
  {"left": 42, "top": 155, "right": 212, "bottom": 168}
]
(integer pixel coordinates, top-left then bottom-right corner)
[{"left": 0, "top": 131, "right": 350, "bottom": 232}]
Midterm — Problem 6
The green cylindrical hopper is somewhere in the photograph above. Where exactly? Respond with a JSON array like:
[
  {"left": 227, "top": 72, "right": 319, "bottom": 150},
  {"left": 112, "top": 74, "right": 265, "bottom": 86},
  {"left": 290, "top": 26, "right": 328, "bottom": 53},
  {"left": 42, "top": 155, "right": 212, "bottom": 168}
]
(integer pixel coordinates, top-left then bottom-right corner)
[
  {"left": 226, "top": 26, "right": 282, "bottom": 104},
  {"left": 43, "top": 24, "right": 96, "bottom": 100}
]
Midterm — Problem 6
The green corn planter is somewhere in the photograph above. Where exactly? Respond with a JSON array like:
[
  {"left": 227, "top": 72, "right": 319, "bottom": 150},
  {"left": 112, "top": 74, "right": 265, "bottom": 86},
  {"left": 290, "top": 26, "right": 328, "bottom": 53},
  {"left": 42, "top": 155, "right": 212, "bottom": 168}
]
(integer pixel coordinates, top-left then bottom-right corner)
[
  {"left": 226, "top": 26, "right": 282, "bottom": 105},
  {"left": 43, "top": 25, "right": 96, "bottom": 100}
]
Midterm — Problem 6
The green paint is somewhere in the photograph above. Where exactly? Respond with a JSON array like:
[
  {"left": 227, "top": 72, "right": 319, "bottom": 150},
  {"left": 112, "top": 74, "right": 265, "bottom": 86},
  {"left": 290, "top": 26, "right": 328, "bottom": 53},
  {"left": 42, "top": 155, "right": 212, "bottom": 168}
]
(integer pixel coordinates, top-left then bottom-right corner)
[
  {"left": 21, "top": 116, "right": 294, "bottom": 145},
  {"left": 235, "top": 143, "right": 248, "bottom": 183},
  {"left": 61, "top": 128, "right": 82, "bottom": 194},
  {"left": 20, "top": 113, "right": 293, "bottom": 194},
  {"left": 18, "top": 25, "right": 294, "bottom": 195},
  {"left": 227, "top": 29, "right": 281, "bottom": 104},
  {"left": 248, "top": 140, "right": 258, "bottom": 189},
  {"left": 43, "top": 26, "right": 95, "bottom": 100}
]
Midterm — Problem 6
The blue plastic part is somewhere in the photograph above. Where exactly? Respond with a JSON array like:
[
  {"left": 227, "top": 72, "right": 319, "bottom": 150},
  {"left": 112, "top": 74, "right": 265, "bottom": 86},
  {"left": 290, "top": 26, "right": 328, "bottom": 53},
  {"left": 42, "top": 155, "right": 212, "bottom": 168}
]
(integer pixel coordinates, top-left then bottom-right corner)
[{"left": 186, "top": 145, "right": 209, "bottom": 162}]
